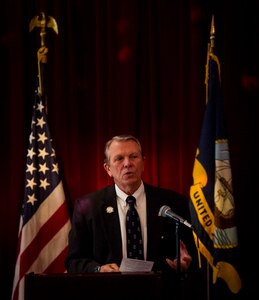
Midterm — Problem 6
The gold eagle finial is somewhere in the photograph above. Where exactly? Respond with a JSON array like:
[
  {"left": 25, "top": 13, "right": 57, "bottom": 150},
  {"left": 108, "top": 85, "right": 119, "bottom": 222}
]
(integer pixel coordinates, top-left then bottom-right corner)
[{"left": 29, "top": 12, "right": 58, "bottom": 47}]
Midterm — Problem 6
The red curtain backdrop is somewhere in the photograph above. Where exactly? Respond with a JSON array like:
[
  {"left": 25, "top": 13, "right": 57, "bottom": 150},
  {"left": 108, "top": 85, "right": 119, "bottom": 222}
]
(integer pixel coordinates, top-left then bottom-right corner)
[{"left": 1, "top": 1, "right": 258, "bottom": 299}]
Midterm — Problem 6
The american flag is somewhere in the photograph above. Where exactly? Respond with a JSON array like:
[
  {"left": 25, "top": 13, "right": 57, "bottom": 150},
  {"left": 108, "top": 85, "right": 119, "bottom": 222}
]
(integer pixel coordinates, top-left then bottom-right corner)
[{"left": 11, "top": 85, "right": 71, "bottom": 300}]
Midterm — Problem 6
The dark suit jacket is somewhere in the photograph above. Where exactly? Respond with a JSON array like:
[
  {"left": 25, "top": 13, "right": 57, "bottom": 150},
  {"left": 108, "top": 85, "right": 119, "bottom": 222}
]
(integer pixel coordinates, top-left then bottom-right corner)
[{"left": 65, "top": 182, "right": 198, "bottom": 298}]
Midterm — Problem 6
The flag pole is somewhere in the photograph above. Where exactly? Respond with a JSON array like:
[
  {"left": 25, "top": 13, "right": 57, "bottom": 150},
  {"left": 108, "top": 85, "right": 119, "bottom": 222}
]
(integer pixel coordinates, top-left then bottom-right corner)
[
  {"left": 205, "top": 15, "right": 215, "bottom": 105},
  {"left": 205, "top": 15, "right": 215, "bottom": 300},
  {"left": 209, "top": 15, "right": 215, "bottom": 53},
  {"left": 190, "top": 13, "right": 242, "bottom": 300},
  {"left": 11, "top": 12, "right": 72, "bottom": 300}
]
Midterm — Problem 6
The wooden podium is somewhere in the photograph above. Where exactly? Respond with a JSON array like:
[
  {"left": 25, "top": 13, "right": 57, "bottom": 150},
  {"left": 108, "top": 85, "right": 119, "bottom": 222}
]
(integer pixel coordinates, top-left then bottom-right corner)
[{"left": 25, "top": 272, "right": 162, "bottom": 300}]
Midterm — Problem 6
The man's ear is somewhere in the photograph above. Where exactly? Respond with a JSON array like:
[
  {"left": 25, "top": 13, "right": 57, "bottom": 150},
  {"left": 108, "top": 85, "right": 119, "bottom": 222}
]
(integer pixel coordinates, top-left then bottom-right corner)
[{"left": 103, "top": 163, "right": 112, "bottom": 176}]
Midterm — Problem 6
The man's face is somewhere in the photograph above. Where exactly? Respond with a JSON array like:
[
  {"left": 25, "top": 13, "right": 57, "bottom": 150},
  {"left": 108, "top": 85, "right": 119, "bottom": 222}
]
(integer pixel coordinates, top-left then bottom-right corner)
[{"left": 103, "top": 140, "right": 145, "bottom": 193}]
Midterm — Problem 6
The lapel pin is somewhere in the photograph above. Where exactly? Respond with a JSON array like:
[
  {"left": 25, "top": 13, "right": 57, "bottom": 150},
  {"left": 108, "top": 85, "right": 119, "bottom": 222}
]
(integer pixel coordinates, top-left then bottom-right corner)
[{"left": 106, "top": 206, "right": 114, "bottom": 213}]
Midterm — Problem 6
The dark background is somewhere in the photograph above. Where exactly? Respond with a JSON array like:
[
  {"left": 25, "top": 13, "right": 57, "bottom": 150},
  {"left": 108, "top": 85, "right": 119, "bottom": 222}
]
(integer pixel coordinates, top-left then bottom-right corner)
[{"left": 1, "top": 1, "right": 258, "bottom": 299}]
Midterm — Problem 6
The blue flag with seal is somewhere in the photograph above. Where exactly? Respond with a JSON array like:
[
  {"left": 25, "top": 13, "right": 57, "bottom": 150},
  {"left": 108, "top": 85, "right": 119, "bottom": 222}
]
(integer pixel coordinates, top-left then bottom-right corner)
[{"left": 189, "top": 25, "right": 242, "bottom": 299}]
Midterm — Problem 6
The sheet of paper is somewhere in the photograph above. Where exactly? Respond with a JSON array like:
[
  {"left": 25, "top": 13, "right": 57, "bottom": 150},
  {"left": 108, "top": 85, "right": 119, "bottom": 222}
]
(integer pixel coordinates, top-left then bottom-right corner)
[{"left": 120, "top": 258, "right": 154, "bottom": 272}]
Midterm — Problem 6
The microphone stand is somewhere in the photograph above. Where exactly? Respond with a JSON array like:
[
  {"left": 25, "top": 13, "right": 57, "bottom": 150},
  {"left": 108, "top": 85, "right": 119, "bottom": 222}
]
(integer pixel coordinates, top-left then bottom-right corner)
[{"left": 175, "top": 220, "right": 181, "bottom": 276}]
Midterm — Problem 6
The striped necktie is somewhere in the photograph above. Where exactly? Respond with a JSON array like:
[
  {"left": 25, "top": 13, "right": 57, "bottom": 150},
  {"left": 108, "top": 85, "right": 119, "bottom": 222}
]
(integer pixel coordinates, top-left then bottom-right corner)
[{"left": 126, "top": 196, "right": 144, "bottom": 260}]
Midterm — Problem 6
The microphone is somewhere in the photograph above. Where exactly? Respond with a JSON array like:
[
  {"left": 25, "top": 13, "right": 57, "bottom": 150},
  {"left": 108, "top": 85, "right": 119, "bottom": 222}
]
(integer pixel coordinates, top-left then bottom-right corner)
[{"left": 158, "top": 205, "right": 193, "bottom": 229}]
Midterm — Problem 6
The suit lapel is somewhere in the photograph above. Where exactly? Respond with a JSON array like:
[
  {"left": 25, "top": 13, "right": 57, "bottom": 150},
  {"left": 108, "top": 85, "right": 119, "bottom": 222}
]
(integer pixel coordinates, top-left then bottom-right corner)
[
  {"left": 101, "top": 185, "right": 123, "bottom": 261},
  {"left": 145, "top": 184, "right": 162, "bottom": 261}
]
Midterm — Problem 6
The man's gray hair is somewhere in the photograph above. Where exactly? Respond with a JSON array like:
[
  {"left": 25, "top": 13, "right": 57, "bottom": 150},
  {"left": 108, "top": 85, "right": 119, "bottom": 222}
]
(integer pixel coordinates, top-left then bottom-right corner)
[{"left": 104, "top": 134, "right": 143, "bottom": 164}]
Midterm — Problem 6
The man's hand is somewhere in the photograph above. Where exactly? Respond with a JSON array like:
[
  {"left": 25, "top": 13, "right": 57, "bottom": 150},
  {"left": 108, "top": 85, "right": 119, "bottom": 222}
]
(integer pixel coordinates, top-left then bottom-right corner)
[
  {"left": 100, "top": 263, "right": 120, "bottom": 272},
  {"left": 166, "top": 240, "right": 192, "bottom": 272}
]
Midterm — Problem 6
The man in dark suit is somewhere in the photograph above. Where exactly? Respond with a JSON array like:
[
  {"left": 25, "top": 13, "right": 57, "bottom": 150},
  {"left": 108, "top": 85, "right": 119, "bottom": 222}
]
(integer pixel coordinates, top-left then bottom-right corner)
[{"left": 65, "top": 134, "right": 198, "bottom": 299}]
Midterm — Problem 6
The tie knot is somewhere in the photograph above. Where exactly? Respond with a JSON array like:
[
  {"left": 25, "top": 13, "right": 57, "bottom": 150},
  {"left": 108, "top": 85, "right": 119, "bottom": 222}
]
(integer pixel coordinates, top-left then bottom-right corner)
[{"left": 126, "top": 196, "right": 136, "bottom": 207}]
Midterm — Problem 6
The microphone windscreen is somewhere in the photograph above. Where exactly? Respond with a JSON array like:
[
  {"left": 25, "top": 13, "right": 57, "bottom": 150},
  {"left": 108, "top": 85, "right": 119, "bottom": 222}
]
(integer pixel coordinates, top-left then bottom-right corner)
[{"left": 158, "top": 205, "right": 170, "bottom": 218}]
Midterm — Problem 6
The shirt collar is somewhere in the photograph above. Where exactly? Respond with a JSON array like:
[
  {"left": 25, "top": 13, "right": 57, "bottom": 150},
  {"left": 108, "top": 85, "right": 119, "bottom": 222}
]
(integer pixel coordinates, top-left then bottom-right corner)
[{"left": 115, "top": 181, "right": 144, "bottom": 203}]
